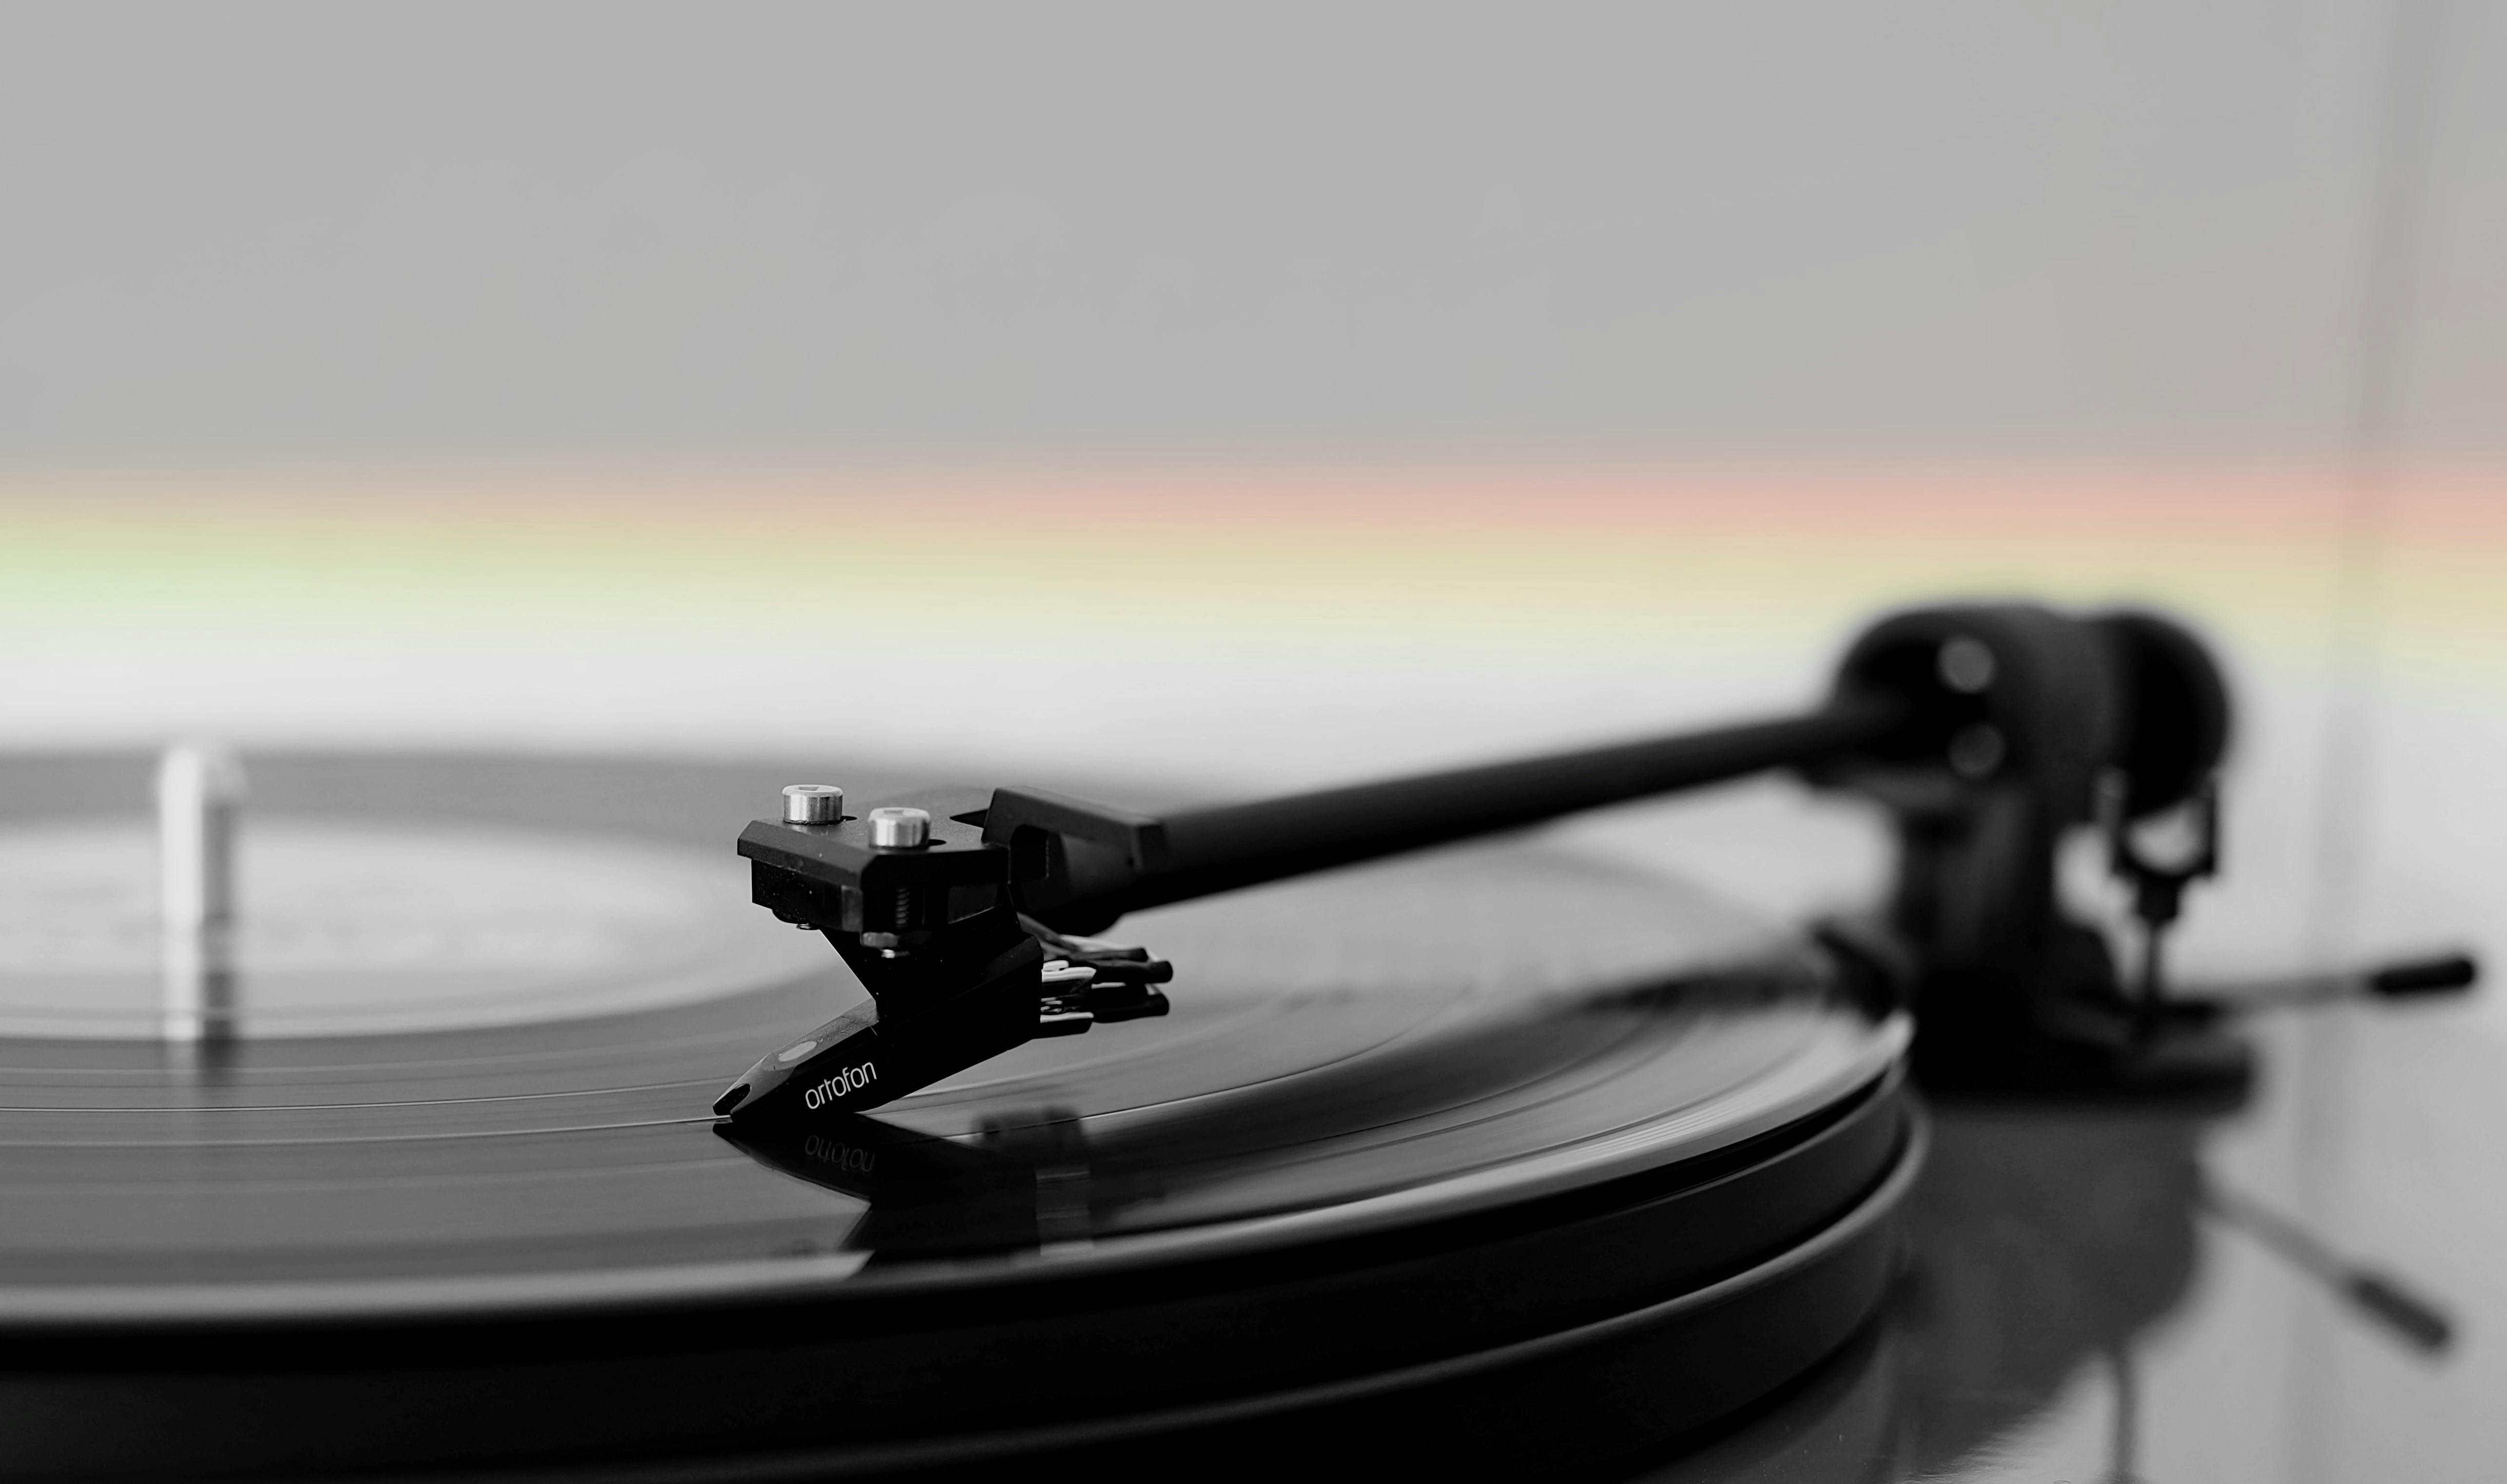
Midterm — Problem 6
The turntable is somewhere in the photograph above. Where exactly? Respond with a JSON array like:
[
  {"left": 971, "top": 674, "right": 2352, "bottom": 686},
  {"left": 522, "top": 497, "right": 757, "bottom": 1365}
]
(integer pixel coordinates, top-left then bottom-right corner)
[{"left": 0, "top": 602, "right": 2482, "bottom": 1481}]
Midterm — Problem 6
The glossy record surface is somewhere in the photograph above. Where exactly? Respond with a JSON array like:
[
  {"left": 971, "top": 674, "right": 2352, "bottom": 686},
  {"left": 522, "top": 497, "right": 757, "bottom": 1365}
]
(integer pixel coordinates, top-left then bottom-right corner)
[{"left": 0, "top": 752, "right": 1903, "bottom": 1323}]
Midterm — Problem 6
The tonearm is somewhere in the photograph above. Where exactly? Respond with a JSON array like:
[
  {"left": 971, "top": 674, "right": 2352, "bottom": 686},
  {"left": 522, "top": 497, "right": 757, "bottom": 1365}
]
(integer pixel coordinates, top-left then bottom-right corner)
[{"left": 713, "top": 602, "right": 2474, "bottom": 1126}]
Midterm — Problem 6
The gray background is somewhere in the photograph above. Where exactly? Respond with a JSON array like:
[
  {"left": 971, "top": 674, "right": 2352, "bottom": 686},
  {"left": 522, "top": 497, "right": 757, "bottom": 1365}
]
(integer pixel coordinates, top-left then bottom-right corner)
[{"left": 5, "top": 0, "right": 2500, "bottom": 470}]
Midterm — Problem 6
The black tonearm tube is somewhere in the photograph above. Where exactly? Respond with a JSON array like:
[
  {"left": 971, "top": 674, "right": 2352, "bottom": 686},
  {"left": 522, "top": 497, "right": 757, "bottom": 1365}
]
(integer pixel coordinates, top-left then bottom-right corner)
[
  {"left": 985, "top": 698, "right": 1901, "bottom": 932},
  {"left": 714, "top": 601, "right": 2471, "bottom": 1125}
]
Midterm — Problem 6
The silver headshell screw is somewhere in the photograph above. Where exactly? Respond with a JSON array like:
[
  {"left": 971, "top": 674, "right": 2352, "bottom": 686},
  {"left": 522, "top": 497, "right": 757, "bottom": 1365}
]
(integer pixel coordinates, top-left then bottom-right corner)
[
  {"left": 782, "top": 785, "right": 844, "bottom": 825},
  {"left": 866, "top": 806, "right": 931, "bottom": 848}
]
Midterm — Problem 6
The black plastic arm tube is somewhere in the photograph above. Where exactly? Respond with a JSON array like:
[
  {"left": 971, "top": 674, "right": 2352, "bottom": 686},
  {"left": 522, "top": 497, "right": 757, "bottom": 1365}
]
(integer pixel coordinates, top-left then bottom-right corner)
[{"left": 992, "top": 694, "right": 1901, "bottom": 928}]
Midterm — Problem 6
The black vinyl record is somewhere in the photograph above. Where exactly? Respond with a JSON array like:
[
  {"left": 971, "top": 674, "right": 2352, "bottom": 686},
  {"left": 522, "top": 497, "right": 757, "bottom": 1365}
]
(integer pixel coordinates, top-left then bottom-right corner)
[{"left": 0, "top": 753, "right": 1917, "bottom": 1479}]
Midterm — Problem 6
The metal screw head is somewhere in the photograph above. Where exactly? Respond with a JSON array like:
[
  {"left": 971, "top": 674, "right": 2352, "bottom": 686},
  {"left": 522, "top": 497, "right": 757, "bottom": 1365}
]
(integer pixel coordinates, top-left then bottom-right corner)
[
  {"left": 782, "top": 785, "right": 845, "bottom": 825},
  {"left": 866, "top": 806, "right": 931, "bottom": 848}
]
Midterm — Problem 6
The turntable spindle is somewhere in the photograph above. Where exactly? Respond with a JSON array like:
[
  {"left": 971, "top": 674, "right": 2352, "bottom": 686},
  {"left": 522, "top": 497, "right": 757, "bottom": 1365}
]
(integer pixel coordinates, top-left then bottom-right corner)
[{"left": 157, "top": 742, "right": 244, "bottom": 1042}]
